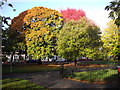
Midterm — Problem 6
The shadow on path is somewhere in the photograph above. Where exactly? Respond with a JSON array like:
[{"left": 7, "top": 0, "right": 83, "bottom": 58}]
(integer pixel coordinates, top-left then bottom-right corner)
[{"left": 2, "top": 71, "right": 119, "bottom": 89}]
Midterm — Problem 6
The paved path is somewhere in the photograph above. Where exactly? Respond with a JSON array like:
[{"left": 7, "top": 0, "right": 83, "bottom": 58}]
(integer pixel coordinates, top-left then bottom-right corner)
[{"left": 2, "top": 71, "right": 119, "bottom": 89}]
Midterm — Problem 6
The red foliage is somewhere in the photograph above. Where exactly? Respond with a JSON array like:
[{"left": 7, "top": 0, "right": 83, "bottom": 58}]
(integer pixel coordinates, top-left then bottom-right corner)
[{"left": 60, "top": 8, "right": 86, "bottom": 21}]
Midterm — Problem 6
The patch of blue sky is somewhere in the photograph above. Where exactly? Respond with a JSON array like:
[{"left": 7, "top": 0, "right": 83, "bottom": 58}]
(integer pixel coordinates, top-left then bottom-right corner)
[{"left": 1, "top": 0, "right": 112, "bottom": 30}]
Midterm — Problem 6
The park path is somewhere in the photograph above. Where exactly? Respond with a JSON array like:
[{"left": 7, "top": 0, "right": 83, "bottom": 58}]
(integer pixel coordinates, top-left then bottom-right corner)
[{"left": 2, "top": 71, "right": 118, "bottom": 89}]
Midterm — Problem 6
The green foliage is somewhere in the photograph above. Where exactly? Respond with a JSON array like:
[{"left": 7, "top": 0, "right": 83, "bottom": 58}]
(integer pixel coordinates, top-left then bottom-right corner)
[
  {"left": 102, "top": 20, "right": 119, "bottom": 59},
  {"left": 56, "top": 17, "right": 102, "bottom": 60},
  {"left": 2, "top": 55, "right": 8, "bottom": 62},
  {"left": 112, "top": 45, "right": 120, "bottom": 58},
  {"left": 105, "top": 0, "right": 120, "bottom": 26},
  {"left": 26, "top": 29, "right": 57, "bottom": 59},
  {"left": 1, "top": 0, "right": 16, "bottom": 27},
  {"left": 2, "top": 27, "right": 26, "bottom": 55},
  {"left": 11, "top": 7, "right": 64, "bottom": 60}
]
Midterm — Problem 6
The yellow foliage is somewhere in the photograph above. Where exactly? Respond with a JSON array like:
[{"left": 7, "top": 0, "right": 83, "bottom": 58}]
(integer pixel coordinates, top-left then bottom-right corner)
[{"left": 11, "top": 6, "right": 63, "bottom": 39}]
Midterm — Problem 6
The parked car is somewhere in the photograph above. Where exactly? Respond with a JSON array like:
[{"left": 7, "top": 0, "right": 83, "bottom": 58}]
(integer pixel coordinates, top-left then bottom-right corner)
[
  {"left": 26, "top": 59, "right": 37, "bottom": 63},
  {"left": 56, "top": 59, "right": 65, "bottom": 62},
  {"left": 56, "top": 59, "right": 69, "bottom": 64},
  {"left": 77, "top": 58, "right": 93, "bottom": 61}
]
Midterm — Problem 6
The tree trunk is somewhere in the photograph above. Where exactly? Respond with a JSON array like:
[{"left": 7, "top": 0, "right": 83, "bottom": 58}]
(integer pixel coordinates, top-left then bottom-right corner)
[
  {"left": 74, "top": 59, "right": 77, "bottom": 66},
  {"left": 37, "top": 58, "right": 42, "bottom": 64},
  {"left": 55, "top": 56, "right": 58, "bottom": 60},
  {"left": 118, "top": 56, "right": 120, "bottom": 61},
  {"left": 47, "top": 57, "right": 49, "bottom": 62},
  {"left": 25, "top": 49, "right": 27, "bottom": 60}
]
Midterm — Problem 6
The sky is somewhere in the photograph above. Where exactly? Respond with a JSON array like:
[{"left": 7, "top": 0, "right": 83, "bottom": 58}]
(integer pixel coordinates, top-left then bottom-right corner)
[{"left": 1, "top": 0, "right": 112, "bottom": 30}]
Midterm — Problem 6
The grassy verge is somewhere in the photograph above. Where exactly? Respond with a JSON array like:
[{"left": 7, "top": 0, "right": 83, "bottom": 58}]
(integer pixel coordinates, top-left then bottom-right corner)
[
  {"left": 77, "top": 61, "right": 119, "bottom": 66},
  {"left": 0, "top": 78, "right": 46, "bottom": 89},
  {"left": 2, "top": 64, "right": 59, "bottom": 73},
  {"left": 68, "top": 69, "right": 118, "bottom": 82}
]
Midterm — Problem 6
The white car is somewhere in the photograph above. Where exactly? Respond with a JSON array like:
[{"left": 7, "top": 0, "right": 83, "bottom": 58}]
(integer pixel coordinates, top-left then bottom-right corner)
[{"left": 56, "top": 59, "right": 66, "bottom": 62}]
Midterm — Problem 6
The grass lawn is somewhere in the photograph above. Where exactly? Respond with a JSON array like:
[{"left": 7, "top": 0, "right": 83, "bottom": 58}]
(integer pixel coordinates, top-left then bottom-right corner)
[
  {"left": 0, "top": 78, "right": 46, "bottom": 89},
  {"left": 77, "top": 61, "right": 120, "bottom": 66},
  {"left": 2, "top": 64, "right": 59, "bottom": 73},
  {"left": 68, "top": 69, "right": 118, "bottom": 82}
]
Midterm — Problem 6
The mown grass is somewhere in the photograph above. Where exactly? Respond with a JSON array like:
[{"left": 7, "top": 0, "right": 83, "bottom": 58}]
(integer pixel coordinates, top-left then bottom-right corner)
[
  {"left": 0, "top": 78, "right": 46, "bottom": 89},
  {"left": 68, "top": 69, "right": 118, "bottom": 82},
  {"left": 77, "top": 61, "right": 119, "bottom": 66},
  {"left": 2, "top": 64, "right": 59, "bottom": 73}
]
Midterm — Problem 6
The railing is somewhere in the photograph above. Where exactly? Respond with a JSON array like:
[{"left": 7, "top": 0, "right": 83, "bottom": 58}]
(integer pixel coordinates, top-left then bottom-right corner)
[{"left": 59, "top": 61, "right": 119, "bottom": 83}]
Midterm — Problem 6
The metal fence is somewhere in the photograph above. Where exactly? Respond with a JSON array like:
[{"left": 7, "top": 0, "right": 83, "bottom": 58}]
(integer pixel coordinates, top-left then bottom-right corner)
[{"left": 59, "top": 61, "right": 119, "bottom": 83}]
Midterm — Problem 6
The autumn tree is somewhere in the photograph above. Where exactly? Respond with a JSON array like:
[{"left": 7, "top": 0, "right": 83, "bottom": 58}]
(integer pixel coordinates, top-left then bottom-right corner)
[
  {"left": 11, "top": 7, "right": 63, "bottom": 37},
  {"left": 60, "top": 8, "right": 86, "bottom": 21},
  {"left": 102, "top": 20, "right": 119, "bottom": 60},
  {"left": 56, "top": 17, "right": 102, "bottom": 62},
  {"left": 11, "top": 7, "right": 64, "bottom": 63}
]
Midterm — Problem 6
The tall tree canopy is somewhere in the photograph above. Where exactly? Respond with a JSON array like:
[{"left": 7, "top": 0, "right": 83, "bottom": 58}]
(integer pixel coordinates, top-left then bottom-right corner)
[
  {"left": 2, "top": 27, "right": 23, "bottom": 54},
  {"left": 105, "top": 0, "right": 120, "bottom": 60},
  {"left": 102, "top": 20, "right": 120, "bottom": 59},
  {"left": 56, "top": 17, "right": 102, "bottom": 61},
  {"left": 1, "top": 0, "right": 22, "bottom": 57},
  {"left": 11, "top": 7, "right": 64, "bottom": 60},
  {"left": 11, "top": 7, "right": 63, "bottom": 36},
  {"left": 105, "top": 0, "right": 120, "bottom": 26},
  {"left": 60, "top": 8, "right": 86, "bottom": 21}
]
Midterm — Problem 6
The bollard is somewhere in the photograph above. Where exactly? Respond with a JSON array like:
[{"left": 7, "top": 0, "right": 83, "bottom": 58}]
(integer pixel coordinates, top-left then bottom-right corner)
[
  {"left": 71, "top": 69, "right": 74, "bottom": 77},
  {"left": 59, "top": 63, "right": 64, "bottom": 78}
]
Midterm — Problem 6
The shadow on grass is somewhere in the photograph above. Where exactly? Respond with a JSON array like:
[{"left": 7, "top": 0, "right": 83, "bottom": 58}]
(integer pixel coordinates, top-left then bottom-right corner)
[
  {"left": 65, "top": 69, "right": 120, "bottom": 88},
  {"left": 2, "top": 63, "right": 59, "bottom": 74},
  {"left": 104, "top": 74, "right": 120, "bottom": 88}
]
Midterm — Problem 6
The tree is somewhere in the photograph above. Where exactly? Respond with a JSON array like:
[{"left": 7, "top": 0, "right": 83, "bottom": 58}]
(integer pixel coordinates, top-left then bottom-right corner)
[
  {"left": 25, "top": 28, "right": 55, "bottom": 59},
  {"left": 11, "top": 7, "right": 64, "bottom": 63},
  {"left": 105, "top": 0, "right": 120, "bottom": 60},
  {"left": 1, "top": 0, "right": 15, "bottom": 54},
  {"left": 1, "top": 0, "right": 23, "bottom": 72},
  {"left": 1, "top": 0, "right": 18, "bottom": 56},
  {"left": 2, "top": 27, "right": 27, "bottom": 62},
  {"left": 56, "top": 17, "right": 102, "bottom": 62},
  {"left": 60, "top": 8, "right": 86, "bottom": 21},
  {"left": 102, "top": 20, "right": 119, "bottom": 60},
  {"left": 105, "top": 0, "right": 120, "bottom": 26},
  {"left": 11, "top": 7, "right": 63, "bottom": 37},
  {"left": 0, "top": 0, "right": 16, "bottom": 26}
]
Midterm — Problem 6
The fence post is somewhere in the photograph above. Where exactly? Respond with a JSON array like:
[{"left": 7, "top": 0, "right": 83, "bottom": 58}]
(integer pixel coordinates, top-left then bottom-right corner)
[{"left": 59, "top": 63, "right": 64, "bottom": 78}]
